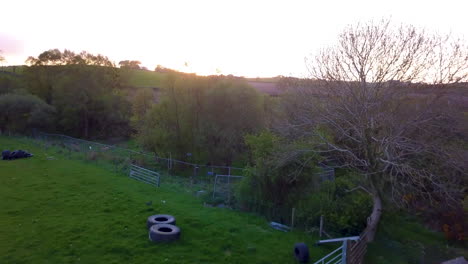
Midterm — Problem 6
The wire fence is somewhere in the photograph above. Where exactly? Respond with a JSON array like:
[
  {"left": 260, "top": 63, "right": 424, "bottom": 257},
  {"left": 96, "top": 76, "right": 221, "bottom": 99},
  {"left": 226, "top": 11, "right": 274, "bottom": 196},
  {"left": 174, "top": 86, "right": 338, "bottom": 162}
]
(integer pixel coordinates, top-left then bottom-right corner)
[
  {"left": 34, "top": 131, "right": 246, "bottom": 200},
  {"left": 32, "top": 131, "right": 336, "bottom": 231}
]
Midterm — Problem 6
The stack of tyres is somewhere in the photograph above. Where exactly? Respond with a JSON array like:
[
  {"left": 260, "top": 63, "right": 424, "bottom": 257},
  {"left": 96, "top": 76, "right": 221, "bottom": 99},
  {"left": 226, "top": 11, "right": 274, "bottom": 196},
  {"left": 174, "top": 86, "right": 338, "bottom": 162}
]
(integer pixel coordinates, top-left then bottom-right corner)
[{"left": 147, "top": 214, "right": 180, "bottom": 242}]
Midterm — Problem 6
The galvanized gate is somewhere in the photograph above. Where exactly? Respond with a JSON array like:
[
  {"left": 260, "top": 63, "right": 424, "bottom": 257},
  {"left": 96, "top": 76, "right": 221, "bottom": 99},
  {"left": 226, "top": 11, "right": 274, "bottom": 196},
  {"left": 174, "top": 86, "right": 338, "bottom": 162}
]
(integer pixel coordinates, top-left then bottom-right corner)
[{"left": 129, "top": 164, "right": 160, "bottom": 187}]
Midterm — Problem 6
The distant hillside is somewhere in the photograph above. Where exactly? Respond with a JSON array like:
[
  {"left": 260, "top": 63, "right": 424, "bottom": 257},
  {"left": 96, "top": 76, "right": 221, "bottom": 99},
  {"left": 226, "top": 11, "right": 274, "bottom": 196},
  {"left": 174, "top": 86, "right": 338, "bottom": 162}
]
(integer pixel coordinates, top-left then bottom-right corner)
[
  {"left": 0, "top": 65, "right": 27, "bottom": 74},
  {"left": 123, "top": 68, "right": 166, "bottom": 88},
  {"left": 247, "top": 81, "right": 282, "bottom": 96}
]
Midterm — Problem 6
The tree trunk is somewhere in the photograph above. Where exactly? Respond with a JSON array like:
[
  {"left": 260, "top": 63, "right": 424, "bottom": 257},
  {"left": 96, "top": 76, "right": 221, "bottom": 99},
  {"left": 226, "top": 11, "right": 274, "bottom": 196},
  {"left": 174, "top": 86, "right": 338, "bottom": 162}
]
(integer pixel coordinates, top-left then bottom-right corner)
[{"left": 366, "top": 193, "right": 382, "bottom": 242}]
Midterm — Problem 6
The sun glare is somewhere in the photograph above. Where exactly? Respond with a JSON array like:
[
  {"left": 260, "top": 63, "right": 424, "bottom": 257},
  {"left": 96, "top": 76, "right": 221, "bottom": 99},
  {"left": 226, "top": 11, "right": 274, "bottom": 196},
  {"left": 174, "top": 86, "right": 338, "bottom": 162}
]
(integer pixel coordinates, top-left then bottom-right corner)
[{"left": 1, "top": 0, "right": 467, "bottom": 77}]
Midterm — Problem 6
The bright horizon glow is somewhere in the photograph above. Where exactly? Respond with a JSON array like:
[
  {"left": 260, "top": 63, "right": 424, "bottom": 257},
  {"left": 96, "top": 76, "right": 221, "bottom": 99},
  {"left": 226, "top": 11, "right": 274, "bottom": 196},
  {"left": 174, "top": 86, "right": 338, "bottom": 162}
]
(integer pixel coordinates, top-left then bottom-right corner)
[{"left": 1, "top": 0, "right": 468, "bottom": 77}]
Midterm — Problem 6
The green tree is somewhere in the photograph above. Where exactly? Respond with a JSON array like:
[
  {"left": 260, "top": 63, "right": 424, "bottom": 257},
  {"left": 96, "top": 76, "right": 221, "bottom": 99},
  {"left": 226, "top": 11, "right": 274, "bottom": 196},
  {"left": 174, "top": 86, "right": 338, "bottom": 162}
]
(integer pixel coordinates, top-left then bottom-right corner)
[
  {"left": 26, "top": 49, "right": 114, "bottom": 67},
  {"left": 239, "top": 132, "right": 320, "bottom": 209},
  {"left": 200, "top": 78, "right": 265, "bottom": 164},
  {"left": 52, "top": 65, "right": 130, "bottom": 138},
  {"left": 119, "top": 60, "right": 141, "bottom": 69},
  {"left": 131, "top": 88, "right": 154, "bottom": 129},
  {"left": 22, "top": 49, "right": 127, "bottom": 138},
  {"left": 0, "top": 73, "right": 24, "bottom": 95}
]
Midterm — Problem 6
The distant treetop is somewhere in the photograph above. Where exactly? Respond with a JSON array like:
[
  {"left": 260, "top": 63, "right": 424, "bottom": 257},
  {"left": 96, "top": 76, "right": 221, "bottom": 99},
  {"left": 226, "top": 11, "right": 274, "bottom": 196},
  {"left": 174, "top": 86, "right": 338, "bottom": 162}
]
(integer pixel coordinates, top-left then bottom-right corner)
[
  {"left": 25, "top": 49, "right": 114, "bottom": 67},
  {"left": 119, "top": 60, "right": 142, "bottom": 69}
]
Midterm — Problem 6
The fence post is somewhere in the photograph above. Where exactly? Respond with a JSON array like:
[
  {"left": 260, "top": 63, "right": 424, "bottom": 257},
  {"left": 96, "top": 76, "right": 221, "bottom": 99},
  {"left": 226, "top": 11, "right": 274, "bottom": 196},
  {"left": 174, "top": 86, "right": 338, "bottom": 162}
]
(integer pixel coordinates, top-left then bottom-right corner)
[
  {"left": 227, "top": 167, "right": 231, "bottom": 203},
  {"left": 342, "top": 240, "right": 347, "bottom": 264},
  {"left": 291, "top": 208, "right": 296, "bottom": 230},
  {"left": 212, "top": 175, "right": 218, "bottom": 200},
  {"left": 320, "top": 215, "right": 324, "bottom": 238},
  {"left": 193, "top": 165, "right": 198, "bottom": 184}
]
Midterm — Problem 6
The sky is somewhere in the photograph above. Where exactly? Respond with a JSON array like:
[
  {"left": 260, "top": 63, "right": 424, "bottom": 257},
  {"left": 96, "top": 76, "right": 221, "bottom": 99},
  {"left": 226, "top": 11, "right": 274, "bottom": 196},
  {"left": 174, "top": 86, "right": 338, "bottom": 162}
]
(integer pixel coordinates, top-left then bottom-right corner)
[{"left": 1, "top": 0, "right": 467, "bottom": 77}]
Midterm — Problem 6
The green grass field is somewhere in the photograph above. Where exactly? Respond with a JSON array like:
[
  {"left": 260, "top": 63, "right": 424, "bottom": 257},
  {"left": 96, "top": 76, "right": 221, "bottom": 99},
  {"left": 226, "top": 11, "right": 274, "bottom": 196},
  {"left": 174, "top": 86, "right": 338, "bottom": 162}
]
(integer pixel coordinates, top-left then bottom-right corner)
[
  {"left": 0, "top": 137, "right": 332, "bottom": 263},
  {"left": 125, "top": 69, "right": 166, "bottom": 88}
]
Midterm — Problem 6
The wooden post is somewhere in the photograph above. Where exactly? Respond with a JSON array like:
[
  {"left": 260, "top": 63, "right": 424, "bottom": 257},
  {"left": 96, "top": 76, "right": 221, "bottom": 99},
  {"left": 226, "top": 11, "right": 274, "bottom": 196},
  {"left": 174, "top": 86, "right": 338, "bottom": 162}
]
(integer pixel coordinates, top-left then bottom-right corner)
[
  {"left": 320, "top": 215, "right": 324, "bottom": 238},
  {"left": 169, "top": 152, "right": 172, "bottom": 169},
  {"left": 167, "top": 153, "right": 170, "bottom": 171},
  {"left": 291, "top": 208, "right": 296, "bottom": 230},
  {"left": 193, "top": 166, "right": 197, "bottom": 184},
  {"left": 212, "top": 175, "right": 218, "bottom": 200}
]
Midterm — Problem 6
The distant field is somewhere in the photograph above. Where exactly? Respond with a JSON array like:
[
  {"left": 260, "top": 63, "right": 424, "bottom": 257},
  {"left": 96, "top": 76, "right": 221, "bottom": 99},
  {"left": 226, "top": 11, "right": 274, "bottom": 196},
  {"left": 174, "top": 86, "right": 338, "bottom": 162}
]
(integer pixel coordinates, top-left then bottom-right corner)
[
  {"left": 246, "top": 77, "right": 281, "bottom": 83},
  {"left": 125, "top": 69, "right": 166, "bottom": 88},
  {"left": 0, "top": 65, "right": 27, "bottom": 74},
  {"left": 247, "top": 81, "right": 282, "bottom": 96},
  {"left": 0, "top": 137, "right": 332, "bottom": 264}
]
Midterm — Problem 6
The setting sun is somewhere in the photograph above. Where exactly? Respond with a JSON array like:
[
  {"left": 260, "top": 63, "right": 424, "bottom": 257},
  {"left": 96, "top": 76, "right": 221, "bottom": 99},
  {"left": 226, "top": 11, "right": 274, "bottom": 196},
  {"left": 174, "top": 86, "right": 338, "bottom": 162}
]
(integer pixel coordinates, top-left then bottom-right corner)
[{"left": 2, "top": 0, "right": 468, "bottom": 77}]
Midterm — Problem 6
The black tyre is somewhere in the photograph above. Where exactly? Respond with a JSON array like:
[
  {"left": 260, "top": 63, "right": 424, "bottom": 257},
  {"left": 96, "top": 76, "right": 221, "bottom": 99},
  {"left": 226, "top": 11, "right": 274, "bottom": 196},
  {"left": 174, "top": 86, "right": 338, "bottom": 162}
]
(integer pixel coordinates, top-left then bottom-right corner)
[
  {"left": 294, "top": 243, "right": 310, "bottom": 263},
  {"left": 148, "top": 224, "right": 180, "bottom": 242},
  {"left": 2, "top": 150, "right": 11, "bottom": 160},
  {"left": 16, "top": 150, "right": 26, "bottom": 158},
  {"left": 10, "top": 151, "right": 18, "bottom": 160},
  {"left": 147, "top": 214, "right": 176, "bottom": 229}
]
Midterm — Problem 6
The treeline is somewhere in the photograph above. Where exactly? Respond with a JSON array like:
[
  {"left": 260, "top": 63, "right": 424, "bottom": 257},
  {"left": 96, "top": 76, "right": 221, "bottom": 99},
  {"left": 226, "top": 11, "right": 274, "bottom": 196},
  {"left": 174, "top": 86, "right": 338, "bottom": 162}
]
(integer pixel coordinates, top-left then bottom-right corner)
[{"left": 1, "top": 49, "right": 130, "bottom": 138}]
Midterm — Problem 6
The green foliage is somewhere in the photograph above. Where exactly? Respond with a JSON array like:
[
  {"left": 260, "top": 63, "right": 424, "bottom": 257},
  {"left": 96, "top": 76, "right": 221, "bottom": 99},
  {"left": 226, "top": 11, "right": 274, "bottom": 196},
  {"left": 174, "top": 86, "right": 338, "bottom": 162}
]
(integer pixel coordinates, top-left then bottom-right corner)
[
  {"left": 22, "top": 64, "right": 131, "bottom": 138},
  {"left": 0, "top": 73, "right": 25, "bottom": 95},
  {"left": 20, "top": 50, "right": 124, "bottom": 139},
  {"left": 296, "top": 173, "right": 372, "bottom": 235},
  {"left": 238, "top": 132, "right": 321, "bottom": 212},
  {"left": 130, "top": 88, "right": 154, "bottom": 129},
  {"left": 0, "top": 93, "right": 55, "bottom": 134},
  {"left": 245, "top": 131, "right": 279, "bottom": 164}
]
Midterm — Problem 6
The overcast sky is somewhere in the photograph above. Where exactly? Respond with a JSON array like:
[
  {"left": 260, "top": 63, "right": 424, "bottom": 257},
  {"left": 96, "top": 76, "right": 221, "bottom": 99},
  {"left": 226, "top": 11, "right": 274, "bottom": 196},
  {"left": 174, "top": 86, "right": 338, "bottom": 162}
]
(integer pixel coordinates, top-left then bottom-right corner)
[{"left": 1, "top": 0, "right": 467, "bottom": 77}]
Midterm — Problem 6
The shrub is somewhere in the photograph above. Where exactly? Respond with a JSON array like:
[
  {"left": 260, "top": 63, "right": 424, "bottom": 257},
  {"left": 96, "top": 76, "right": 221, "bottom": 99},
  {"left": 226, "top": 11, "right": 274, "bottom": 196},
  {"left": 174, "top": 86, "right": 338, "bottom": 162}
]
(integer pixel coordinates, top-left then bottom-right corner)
[
  {"left": 296, "top": 172, "right": 372, "bottom": 235},
  {"left": 0, "top": 93, "right": 55, "bottom": 134}
]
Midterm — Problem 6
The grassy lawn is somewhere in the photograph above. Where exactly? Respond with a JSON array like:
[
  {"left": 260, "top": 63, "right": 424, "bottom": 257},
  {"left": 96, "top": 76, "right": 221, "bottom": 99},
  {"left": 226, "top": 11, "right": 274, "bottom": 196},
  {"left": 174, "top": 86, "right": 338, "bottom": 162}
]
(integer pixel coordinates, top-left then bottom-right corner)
[
  {"left": 365, "top": 212, "right": 467, "bottom": 264},
  {"left": 0, "top": 137, "right": 331, "bottom": 263}
]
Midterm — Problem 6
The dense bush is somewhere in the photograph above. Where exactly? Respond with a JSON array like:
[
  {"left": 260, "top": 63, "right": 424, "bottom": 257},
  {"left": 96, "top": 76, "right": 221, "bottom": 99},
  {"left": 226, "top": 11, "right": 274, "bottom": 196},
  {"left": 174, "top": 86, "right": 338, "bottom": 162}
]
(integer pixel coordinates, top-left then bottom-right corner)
[
  {"left": 0, "top": 93, "right": 55, "bottom": 134},
  {"left": 295, "top": 173, "right": 372, "bottom": 235},
  {"left": 0, "top": 74, "right": 25, "bottom": 95},
  {"left": 236, "top": 132, "right": 321, "bottom": 214}
]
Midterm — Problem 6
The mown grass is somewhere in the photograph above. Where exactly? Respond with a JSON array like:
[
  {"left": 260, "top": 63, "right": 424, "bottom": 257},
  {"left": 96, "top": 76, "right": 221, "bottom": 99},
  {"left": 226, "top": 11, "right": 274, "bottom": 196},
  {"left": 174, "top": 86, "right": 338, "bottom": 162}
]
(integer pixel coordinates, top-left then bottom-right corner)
[{"left": 0, "top": 136, "right": 332, "bottom": 263}]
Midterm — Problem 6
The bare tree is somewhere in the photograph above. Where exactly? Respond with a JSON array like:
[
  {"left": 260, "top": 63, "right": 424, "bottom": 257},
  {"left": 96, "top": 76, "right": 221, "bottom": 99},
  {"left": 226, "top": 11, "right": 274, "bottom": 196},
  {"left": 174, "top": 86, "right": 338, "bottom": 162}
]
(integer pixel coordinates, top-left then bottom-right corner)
[
  {"left": 279, "top": 19, "right": 468, "bottom": 242},
  {"left": 0, "top": 50, "right": 5, "bottom": 64}
]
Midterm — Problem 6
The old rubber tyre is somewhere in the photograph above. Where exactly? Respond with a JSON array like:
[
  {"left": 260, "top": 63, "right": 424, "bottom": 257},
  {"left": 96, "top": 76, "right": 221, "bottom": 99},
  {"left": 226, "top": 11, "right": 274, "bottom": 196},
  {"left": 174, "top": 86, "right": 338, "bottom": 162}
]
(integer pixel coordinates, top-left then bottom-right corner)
[
  {"left": 9, "top": 151, "right": 19, "bottom": 159},
  {"left": 148, "top": 224, "right": 180, "bottom": 242},
  {"left": 294, "top": 243, "right": 310, "bottom": 263},
  {"left": 147, "top": 214, "right": 176, "bottom": 229}
]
